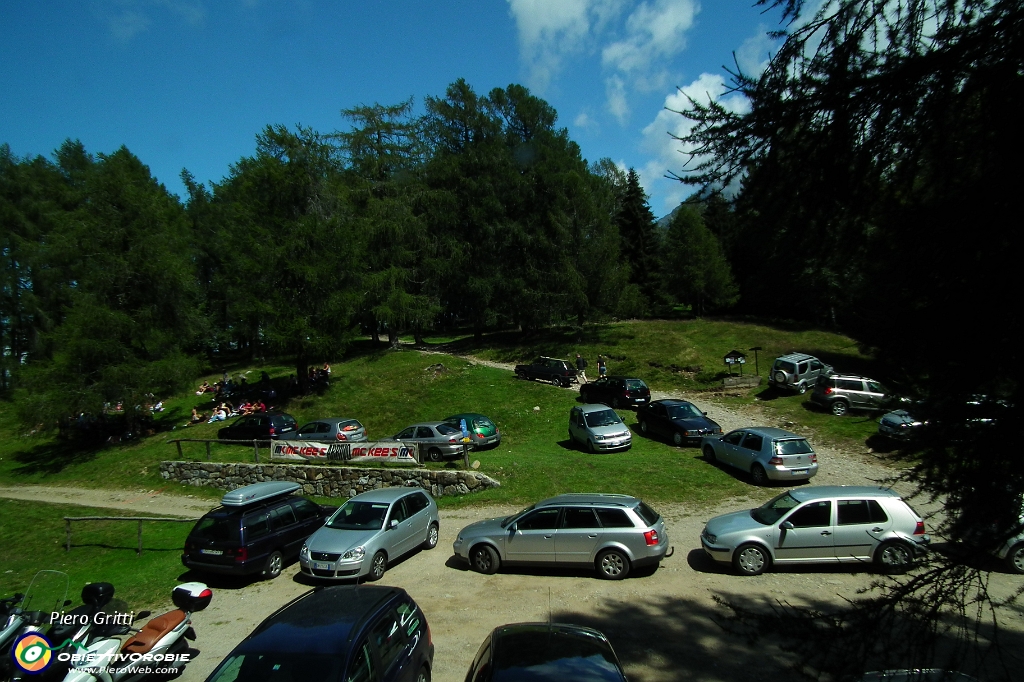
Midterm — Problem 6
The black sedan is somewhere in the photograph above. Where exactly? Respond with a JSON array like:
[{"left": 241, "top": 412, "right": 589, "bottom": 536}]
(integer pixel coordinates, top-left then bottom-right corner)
[
  {"left": 635, "top": 399, "right": 722, "bottom": 446},
  {"left": 579, "top": 376, "right": 651, "bottom": 409},
  {"left": 203, "top": 585, "right": 433, "bottom": 682},
  {"left": 217, "top": 412, "right": 297, "bottom": 441},
  {"left": 465, "top": 622, "right": 627, "bottom": 682}
]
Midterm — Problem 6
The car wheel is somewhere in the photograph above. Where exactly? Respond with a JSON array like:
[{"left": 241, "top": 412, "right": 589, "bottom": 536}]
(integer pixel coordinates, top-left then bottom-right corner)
[
  {"left": 470, "top": 545, "right": 500, "bottom": 574},
  {"left": 831, "top": 400, "right": 849, "bottom": 416},
  {"left": 550, "top": 377, "right": 560, "bottom": 387},
  {"left": 875, "top": 541, "right": 912, "bottom": 573},
  {"left": 369, "top": 551, "right": 387, "bottom": 581},
  {"left": 750, "top": 463, "right": 769, "bottom": 486},
  {"left": 703, "top": 444, "right": 717, "bottom": 463},
  {"left": 797, "top": 382, "right": 808, "bottom": 394},
  {"left": 672, "top": 431, "right": 684, "bottom": 447},
  {"left": 596, "top": 549, "right": 630, "bottom": 580},
  {"left": 427, "top": 447, "right": 444, "bottom": 462},
  {"left": 1006, "top": 544, "right": 1024, "bottom": 574},
  {"left": 263, "top": 550, "right": 283, "bottom": 580},
  {"left": 733, "top": 543, "right": 770, "bottom": 576},
  {"left": 587, "top": 440, "right": 597, "bottom": 454},
  {"left": 639, "top": 420, "right": 649, "bottom": 435},
  {"left": 422, "top": 522, "right": 439, "bottom": 550},
  {"left": 416, "top": 666, "right": 430, "bottom": 682}
]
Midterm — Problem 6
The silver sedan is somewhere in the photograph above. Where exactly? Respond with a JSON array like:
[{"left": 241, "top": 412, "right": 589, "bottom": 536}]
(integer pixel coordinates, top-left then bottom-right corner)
[
  {"left": 299, "top": 487, "right": 439, "bottom": 581},
  {"left": 294, "top": 418, "right": 368, "bottom": 442},
  {"left": 388, "top": 422, "right": 468, "bottom": 462}
]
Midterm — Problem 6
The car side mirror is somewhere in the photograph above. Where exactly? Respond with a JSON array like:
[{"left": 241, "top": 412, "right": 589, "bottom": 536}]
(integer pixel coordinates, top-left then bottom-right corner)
[
  {"left": 703, "top": 412, "right": 708, "bottom": 416},
  {"left": 509, "top": 523, "right": 518, "bottom": 533},
  {"left": 780, "top": 521, "right": 794, "bottom": 530},
  {"left": 389, "top": 519, "right": 399, "bottom": 530}
]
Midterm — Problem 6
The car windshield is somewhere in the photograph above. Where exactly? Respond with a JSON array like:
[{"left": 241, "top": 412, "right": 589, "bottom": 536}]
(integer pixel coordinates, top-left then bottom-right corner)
[
  {"left": 775, "top": 439, "right": 812, "bottom": 455},
  {"left": 502, "top": 504, "right": 535, "bottom": 528},
  {"left": 625, "top": 380, "right": 646, "bottom": 390},
  {"left": 326, "top": 501, "right": 390, "bottom": 530},
  {"left": 585, "top": 410, "right": 622, "bottom": 428},
  {"left": 206, "top": 652, "right": 341, "bottom": 682},
  {"left": 191, "top": 515, "right": 239, "bottom": 542},
  {"left": 633, "top": 501, "right": 660, "bottom": 527},
  {"left": 667, "top": 403, "right": 702, "bottom": 419},
  {"left": 751, "top": 492, "right": 802, "bottom": 525},
  {"left": 777, "top": 361, "right": 796, "bottom": 373}
]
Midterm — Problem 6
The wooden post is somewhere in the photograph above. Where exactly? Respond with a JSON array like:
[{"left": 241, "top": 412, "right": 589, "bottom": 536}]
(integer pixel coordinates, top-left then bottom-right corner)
[
  {"left": 175, "top": 441, "right": 183, "bottom": 459},
  {"left": 205, "top": 441, "right": 211, "bottom": 461},
  {"left": 65, "top": 519, "right": 71, "bottom": 552},
  {"left": 253, "top": 440, "right": 259, "bottom": 463},
  {"left": 462, "top": 443, "right": 469, "bottom": 470},
  {"left": 137, "top": 520, "right": 143, "bottom": 556}
]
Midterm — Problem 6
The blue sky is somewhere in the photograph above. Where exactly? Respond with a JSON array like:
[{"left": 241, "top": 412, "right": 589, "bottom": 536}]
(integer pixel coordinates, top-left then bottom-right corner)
[{"left": 1, "top": 1, "right": 784, "bottom": 217}]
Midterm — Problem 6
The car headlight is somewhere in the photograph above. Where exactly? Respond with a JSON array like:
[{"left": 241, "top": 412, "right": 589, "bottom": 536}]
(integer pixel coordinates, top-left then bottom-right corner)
[
  {"left": 342, "top": 546, "right": 365, "bottom": 560},
  {"left": 703, "top": 529, "right": 717, "bottom": 544},
  {"left": 594, "top": 434, "right": 607, "bottom": 441},
  {"left": 299, "top": 544, "right": 309, "bottom": 558}
]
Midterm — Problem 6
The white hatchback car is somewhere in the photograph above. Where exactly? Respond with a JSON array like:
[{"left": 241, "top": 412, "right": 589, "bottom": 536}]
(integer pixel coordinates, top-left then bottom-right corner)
[{"left": 701, "top": 486, "right": 930, "bottom": 575}]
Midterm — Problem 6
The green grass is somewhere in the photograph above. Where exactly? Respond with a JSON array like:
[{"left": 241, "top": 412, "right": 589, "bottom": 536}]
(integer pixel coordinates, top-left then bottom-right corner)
[{"left": 0, "top": 498, "right": 193, "bottom": 608}]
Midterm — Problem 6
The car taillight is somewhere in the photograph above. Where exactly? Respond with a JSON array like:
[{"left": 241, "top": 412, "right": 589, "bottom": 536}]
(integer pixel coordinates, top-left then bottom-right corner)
[
  {"left": 477, "top": 433, "right": 485, "bottom": 439},
  {"left": 269, "top": 426, "right": 276, "bottom": 436},
  {"left": 825, "top": 387, "right": 833, "bottom": 394},
  {"left": 449, "top": 437, "right": 457, "bottom": 443},
  {"left": 643, "top": 530, "right": 659, "bottom": 546},
  {"left": 811, "top": 453, "right": 818, "bottom": 463},
  {"left": 769, "top": 456, "right": 784, "bottom": 465},
  {"left": 336, "top": 432, "right": 347, "bottom": 441},
  {"left": 914, "top": 521, "right": 925, "bottom": 535},
  {"left": 231, "top": 547, "right": 248, "bottom": 563}
]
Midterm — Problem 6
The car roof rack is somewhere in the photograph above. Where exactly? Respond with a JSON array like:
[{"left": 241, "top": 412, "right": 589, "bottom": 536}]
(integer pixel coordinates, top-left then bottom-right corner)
[{"left": 221, "top": 481, "right": 300, "bottom": 507}]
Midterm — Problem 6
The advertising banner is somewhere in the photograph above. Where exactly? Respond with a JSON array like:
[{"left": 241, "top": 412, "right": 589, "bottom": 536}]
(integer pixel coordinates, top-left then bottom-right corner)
[{"left": 270, "top": 440, "right": 419, "bottom": 464}]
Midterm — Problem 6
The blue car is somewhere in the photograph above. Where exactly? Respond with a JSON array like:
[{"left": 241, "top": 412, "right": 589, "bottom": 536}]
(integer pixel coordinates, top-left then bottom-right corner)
[{"left": 635, "top": 399, "right": 722, "bottom": 446}]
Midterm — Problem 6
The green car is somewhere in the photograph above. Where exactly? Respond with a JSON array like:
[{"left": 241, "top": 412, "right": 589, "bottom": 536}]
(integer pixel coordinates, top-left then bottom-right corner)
[{"left": 443, "top": 413, "right": 501, "bottom": 450}]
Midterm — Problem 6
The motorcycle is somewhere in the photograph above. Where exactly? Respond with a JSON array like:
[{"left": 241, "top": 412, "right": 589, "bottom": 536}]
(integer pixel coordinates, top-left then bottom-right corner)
[
  {"left": 2, "top": 571, "right": 71, "bottom": 681},
  {"left": 61, "top": 582, "right": 211, "bottom": 682}
]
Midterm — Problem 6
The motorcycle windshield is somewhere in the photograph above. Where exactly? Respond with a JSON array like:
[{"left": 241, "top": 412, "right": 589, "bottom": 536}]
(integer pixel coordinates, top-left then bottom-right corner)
[{"left": 21, "top": 570, "right": 69, "bottom": 614}]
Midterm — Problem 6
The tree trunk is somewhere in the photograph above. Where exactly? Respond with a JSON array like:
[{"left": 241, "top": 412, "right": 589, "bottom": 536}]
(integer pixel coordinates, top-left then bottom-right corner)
[{"left": 388, "top": 328, "right": 400, "bottom": 348}]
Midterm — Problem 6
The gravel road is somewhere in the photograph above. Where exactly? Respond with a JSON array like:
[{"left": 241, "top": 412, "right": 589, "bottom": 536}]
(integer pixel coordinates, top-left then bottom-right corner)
[{"left": 2, "top": 355, "right": 1021, "bottom": 681}]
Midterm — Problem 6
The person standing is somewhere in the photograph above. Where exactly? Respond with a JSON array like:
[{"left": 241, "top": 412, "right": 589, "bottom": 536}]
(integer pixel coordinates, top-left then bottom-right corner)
[
  {"left": 575, "top": 353, "right": 588, "bottom": 383},
  {"left": 597, "top": 355, "right": 607, "bottom": 377}
]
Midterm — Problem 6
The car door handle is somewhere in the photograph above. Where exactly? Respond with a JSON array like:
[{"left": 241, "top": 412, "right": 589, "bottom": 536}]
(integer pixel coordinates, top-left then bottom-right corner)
[
  {"left": 820, "top": 530, "right": 832, "bottom": 536},
  {"left": 588, "top": 534, "right": 598, "bottom": 538},
  {"left": 871, "top": 527, "right": 884, "bottom": 532},
  {"left": 544, "top": 534, "right": 553, "bottom": 539}
]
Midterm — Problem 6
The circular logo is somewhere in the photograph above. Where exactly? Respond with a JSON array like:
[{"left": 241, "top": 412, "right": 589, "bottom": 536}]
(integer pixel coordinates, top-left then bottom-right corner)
[{"left": 12, "top": 633, "right": 53, "bottom": 674}]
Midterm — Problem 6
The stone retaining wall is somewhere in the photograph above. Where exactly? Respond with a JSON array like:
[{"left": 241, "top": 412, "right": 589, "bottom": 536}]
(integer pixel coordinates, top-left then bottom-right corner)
[{"left": 159, "top": 461, "right": 500, "bottom": 499}]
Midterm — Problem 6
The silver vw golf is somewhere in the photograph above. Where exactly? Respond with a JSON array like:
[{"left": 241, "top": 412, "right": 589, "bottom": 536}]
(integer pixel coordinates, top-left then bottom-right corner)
[
  {"left": 299, "top": 487, "right": 439, "bottom": 581},
  {"left": 453, "top": 493, "right": 671, "bottom": 580},
  {"left": 700, "top": 486, "right": 930, "bottom": 575}
]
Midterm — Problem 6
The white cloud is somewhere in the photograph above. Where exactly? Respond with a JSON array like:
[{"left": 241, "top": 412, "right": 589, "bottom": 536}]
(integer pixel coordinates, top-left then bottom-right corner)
[
  {"left": 99, "top": 0, "right": 207, "bottom": 41},
  {"left": 639, "top": 72, "right": 750, "bottom": 214},
  {"left": 605, "top": 76, "right": 629, "bottom": 124},
  {"left": 574, "top": 110, "right": 599, "bottom": 131},
  {"left": 507, "top": 0, "right": 627, "bottom": 93},
  {"left": 734, "top": 27, "right": 775, "bottom": 77},
  {"left": 602, "top": 0, "right": 698, "bottom": 74}
]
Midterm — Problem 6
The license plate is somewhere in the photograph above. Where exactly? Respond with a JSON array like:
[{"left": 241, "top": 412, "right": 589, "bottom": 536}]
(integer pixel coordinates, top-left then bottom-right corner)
[
  {"left": 200, "top": 549, "right": 223, "bottom": 556},
  {"left": 792, "top": 469, "right": 808, "bottom": 475},
  {"left": 313, "top": 561, "right": 331, "bottom": 570}
]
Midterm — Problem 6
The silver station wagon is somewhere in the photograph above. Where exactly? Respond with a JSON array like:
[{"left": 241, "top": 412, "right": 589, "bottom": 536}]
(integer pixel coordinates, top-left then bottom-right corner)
[
  {"left": 701, "top": 427, "right": 818, "bottom": 485},
  {"left": 299, "top": 487, "right": 439, "bottom": 581},
  {"left": 701, "top": 486, "right": 930, "bottom": 575},
  {"left": 453, "top": 493, "right": 671, "bottom": 580}
]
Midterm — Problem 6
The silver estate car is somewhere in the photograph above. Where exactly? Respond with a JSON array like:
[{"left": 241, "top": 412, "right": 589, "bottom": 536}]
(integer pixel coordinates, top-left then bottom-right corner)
[
  {"left": 388, "top": 422, "right": 468, "bottom": 462},
  {"left": 568, "top": 405, "right": 632, "bottom": 453},
  {"left": 701, "top": 427, "right": 818, "bottom": 485},
  {"left": 294, "top": 418, "right": 368, "bottom": 442},
  {"left": 700, "top": 486, "right": 930, "bottom": 576},
  {"left": 299, "top": 487, "right": 439, "bottom": 581},
  {"left": 452, "top": 493, "right": 671, "bottom": 580}
]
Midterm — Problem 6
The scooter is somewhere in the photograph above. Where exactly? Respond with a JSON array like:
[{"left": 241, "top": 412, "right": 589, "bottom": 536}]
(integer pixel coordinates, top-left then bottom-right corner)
[
  {"left": 2, "top": 571, "right": 71, "bottom": 682},
  {"left": 62, "top": 582, "right": 211, "bottom": 682}
]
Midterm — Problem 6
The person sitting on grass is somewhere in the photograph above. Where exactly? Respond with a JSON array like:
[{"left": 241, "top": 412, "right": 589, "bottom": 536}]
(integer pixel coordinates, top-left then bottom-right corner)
[
  {"left": 253, "top": 399, "right": 267, "bottom": 413},
  {"left": 196, "top": 380, "right": 211, "bottom": 395},
  {"left": 207, "top": 406, "right": 227, "bottom": 423},
  {"left": 189, "top": 408, "right": 205, "bottom": 425}
]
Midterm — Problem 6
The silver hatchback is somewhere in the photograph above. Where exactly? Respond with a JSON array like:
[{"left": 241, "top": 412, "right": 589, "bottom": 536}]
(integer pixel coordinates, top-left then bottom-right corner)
[
  {"left": 701, "top": 427, "right": 818, "bottom": 485},
  {"left": 452, "top": 493, "right": 670, "bottom": 580},
  {"left": 568, "top": 405, "right": 632, "bottom": 452},
  {"left": 700, "top": 486, "right": 930, "bottom": 575},
  {"left": 299, "top": 487, "right": 439, "bottom": 581},
  {"left": 294, "top": 418, "right": 368, "bottom": 442}
]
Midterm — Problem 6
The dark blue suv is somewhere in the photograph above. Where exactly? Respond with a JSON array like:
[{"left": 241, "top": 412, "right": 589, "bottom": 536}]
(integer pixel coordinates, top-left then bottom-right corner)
[{"left": 203, "top": 585, "right": 433, "bottom": 682}]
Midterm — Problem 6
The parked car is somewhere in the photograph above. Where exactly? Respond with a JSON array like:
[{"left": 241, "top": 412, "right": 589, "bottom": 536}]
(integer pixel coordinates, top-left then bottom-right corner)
[
  {"left": 294, "top": 417, "right": 368, "bottom": 442},
  {"left": 768, "top": 353, "right": 833, "bottom": 394},
  {"left": 387, "top": 421, "right": 467, "bottom": 462},
  {"left": 465, "top": 622, "right": 628, "bottom": 682},
  {"left": 579, "top": 375, "right": 651, "bottom": 409},
  {"left": 182, "top": 481, "right": 334, "bottom": 579},
  {"left": 217, "top": 412, "right": 297, "bottom": 441},
  {"left": 700, "top": 486, "right": 930, "bottom": 575},
  {"left": 810, "top": 374, "right": 894, "bottom": 415},
  {"left": 453, "top": 493, "right": 670, "bottom": 580},
  {"left": 202, "top": 585, "right": 433, "bottom": 682},
  {"left": 568, "top": 404, "right": 632, "bottom": 453},
  {"left": 514, "top": 357, "right": 578, "bottom": 387},
  {"left": 636, "top": 399, "right": 722, "bottom": 446},
  {"left": 443, "top": 413, "right": 501, "bottom": 450},
  {"left": 299, "top": 487, "right": 439, "bottom": 581},
  {"left": 878, "top": 409, "right": 923, "bottom": 441},
  {"left": 701, "top": 427, "right": 818, "bottom": 485}
]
